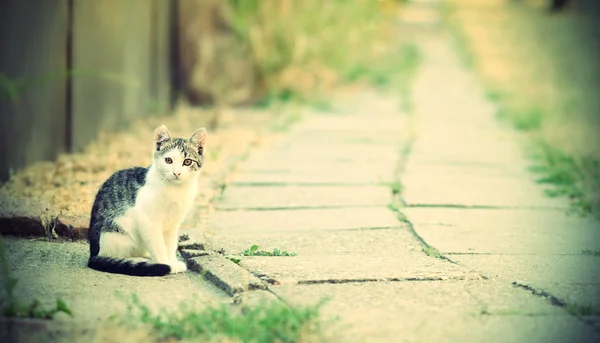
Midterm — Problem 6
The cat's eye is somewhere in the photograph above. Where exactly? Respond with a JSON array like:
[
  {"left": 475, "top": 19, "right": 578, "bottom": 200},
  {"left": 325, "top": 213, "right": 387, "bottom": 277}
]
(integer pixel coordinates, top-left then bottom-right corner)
[
  {"left": 183, "top": 159, "right": 192, "bottom": 166},
  {"left": 165, "top": 157, "right": 173, "bottom": 164}
]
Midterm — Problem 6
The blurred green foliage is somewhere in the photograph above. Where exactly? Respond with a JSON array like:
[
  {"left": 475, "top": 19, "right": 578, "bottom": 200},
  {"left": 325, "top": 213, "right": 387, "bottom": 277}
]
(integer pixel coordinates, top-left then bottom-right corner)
[{"left": 228, "top": 0, "right": 418, "bottom": 103}]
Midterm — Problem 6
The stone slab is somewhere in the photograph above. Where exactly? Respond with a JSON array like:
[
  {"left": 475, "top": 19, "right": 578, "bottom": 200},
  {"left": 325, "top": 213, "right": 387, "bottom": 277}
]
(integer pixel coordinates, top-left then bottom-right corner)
[
  {"left": 232, "top": 289, "right": 280, "bottom": 310},
  {"left": 409, "top": 137, "right": 524, "bottom": 164},
  {"left": 405, "top": 159, "right": 532, "bottom": 179},
  {"left": 207, "top": 226, "right": 421, "bottom": 257},
  {"left": 451, "top": 254, "right": 600, "bottom": 308},
  {"left": 1, "top": 237, "right": 226, "bottom": 323},
  {"left": 214, "top": 185, "right": 391, "bottom": 210},
  {"left": 241, "top": 145, "right": 399, "bottom": 168},
  {"left": 239, "top": 156, "right": 397, "bottom": 174},
  {"left": 290, "top": 114, "right": 407, "bottom": 132},
  {"left": 230, "top": 168, "right": 396, "bottom": 185},
  {"left": 238, "top": 254, "right": 481, "bottom": 284},
  {"left": 271, "top": 281, "right": 596, "bottom": 343},
  {"left": 402, "top": 169, "right": 568, "bottom": 208},
  {"left": 208, "top": 207, "right": 401, "bottom": 234},
  {"left": 402, "top": 207, "right": 600, "bottom": 254},
  {"left": 285, "top": 130, "right": 406, "bottom": 145},
  {"left": 406, "top": 144, "right": 523, "bottom": 171},
  {"left": 186, "top": 255, "right": 266, "bottom": 296},
  {"left": 259, "top": 141, "right": 400, "bottom": 156}
]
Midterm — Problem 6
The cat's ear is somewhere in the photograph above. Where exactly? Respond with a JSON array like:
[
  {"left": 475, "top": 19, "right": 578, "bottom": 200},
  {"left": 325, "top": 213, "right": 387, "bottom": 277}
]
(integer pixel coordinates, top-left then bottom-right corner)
[
  {"left": 154, "top": 125, "right": 171, "bottom": 151},
  {"left": 189, "top": 128, "right": 207, "bottom": 155}
]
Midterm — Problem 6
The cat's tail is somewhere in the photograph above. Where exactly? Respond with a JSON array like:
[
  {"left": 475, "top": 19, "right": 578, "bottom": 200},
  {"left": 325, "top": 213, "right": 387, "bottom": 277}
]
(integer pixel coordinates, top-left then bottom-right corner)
[{"left": 88, "top": 256, "right": 171, "bottom": 277}]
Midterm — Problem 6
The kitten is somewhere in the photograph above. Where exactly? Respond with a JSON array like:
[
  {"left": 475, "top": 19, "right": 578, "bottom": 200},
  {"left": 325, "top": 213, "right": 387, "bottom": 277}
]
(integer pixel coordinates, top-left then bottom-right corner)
[{"left": 87, "top": 125, "right": 207, "bottom": 276}]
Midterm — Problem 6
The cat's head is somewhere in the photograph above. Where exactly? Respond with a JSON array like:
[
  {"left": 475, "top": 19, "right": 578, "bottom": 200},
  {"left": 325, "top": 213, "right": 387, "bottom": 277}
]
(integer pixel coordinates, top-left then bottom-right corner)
[{"left": 152, "top": 125, "right": 207, "bottom": 184}]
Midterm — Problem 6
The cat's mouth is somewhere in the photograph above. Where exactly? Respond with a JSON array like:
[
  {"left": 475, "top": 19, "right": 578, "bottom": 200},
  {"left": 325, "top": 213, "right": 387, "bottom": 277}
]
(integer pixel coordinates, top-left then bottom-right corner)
[{"left": 162, "top": 174, "right": 183, "bottom": 184}]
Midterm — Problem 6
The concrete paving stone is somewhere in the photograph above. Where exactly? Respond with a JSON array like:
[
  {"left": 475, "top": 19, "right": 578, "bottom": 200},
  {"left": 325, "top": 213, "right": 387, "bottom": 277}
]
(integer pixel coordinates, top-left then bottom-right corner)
[
  {"left": 450, "top": 254, "right": 600, "bottom": 308},
  {"left": 0, "top": 237, "right": 227, "bottom": 323},
  {"left": 186, "top": 254, "right": 266, "bottom": 296},
  {"left": 284, "top": 129, "right": 406, "bottom": 145},
  {"left": 239, "top": 254, "right": 481, "bottom": 284},
  {"left": 214, "top": 185, "right": 392, "bottom": 210},
  {"left": 266, "top": 139, "right": 401, "bottom": 152},
  {"left": 271, "top": 281, "right": 596, "bottom": 343},
  {"left": 232, "top": 289, "right": 280, "bottom": 310},
  {"left": 405, "top": 153, "right": 523, "bottom": 177},
  {"left": 401, "top": 169, "right": 568, "bottom": 208},
  {"left": 408, "top": 139, "right": 524, "bottom": 167},
  {"left": 414, "top": 110, "right": 502, "bottom": 132},
  {"left": 414, "top": 99, "right": 500, "bottom": 125},
  {"left": 207, "top": 226, "right": 422, "bottom": 257},
  {"left": 208, "top": 207, "right": 401, "bottom": 235},
  {"left": 241, "top": 144, "right": 400, "bottom": 167},
  {"left": 326, "top": 88, "right": 404, "bottom": 114},
  {"left": 402, "top": 207, "right": 600, "bottom": 254},
  {"left": 239, "top": 155, "right": 397, "bottom": 173},
  {"left": 290, "top": 114, "right": 407, "bottom": 132},
  {"left": 230, "top": 167, "right": 396, "bottom": 185},
  {"left": 405, "top": 159, "right": 536, "bottom": 180}
]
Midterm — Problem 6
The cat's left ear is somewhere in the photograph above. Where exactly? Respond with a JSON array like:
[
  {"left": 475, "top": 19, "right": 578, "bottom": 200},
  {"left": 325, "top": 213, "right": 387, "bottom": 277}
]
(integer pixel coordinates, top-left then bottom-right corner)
[
  {"left": 189, "top": 128, "right": 207, "bottom": 155},
  {"left": 154, "top": 125, "right": 172, "bottom": 151}
]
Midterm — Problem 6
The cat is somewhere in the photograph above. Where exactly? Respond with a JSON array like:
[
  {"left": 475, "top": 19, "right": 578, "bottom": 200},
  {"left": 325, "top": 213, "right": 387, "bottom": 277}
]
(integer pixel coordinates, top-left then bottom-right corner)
[{"left": 87, "top": 125, "right": 207, "bottom": 276}]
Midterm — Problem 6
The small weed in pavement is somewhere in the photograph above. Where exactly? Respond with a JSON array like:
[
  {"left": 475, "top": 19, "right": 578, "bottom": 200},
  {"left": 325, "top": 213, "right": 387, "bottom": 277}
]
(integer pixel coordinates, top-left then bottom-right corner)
[
  {"left": 121, "top": 294, "right": 326, "bottom": 342},
  {"left": 382, "top": 181, "right": 403, "bottom": 195},
  {"left": 226, "top": 257, "right": 241, "bottom": 264},
  {"left": 422, "top": 246, "right": 443, "bottom": 259},
  {"left": 581, "top": 249, "right": 600, "bottom": 256},
  {"left": 241, "top": 245, "right": 297, "bottom": 257},
  {"left": 0, "top": 236, "right": 72, "bottom": 319}
]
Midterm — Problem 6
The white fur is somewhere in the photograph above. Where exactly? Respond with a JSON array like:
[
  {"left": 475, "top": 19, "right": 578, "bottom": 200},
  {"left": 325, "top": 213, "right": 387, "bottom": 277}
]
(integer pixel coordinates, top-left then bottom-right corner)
[{"left": 97, "top": 147, "right": 201, "bottom": 274}]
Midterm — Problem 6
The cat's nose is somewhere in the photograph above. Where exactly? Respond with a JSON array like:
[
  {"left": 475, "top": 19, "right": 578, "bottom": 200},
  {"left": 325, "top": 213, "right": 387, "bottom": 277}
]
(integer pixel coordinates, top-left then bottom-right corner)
[{"left": 173, "top": 172, "right": 181, "bottom": 178}]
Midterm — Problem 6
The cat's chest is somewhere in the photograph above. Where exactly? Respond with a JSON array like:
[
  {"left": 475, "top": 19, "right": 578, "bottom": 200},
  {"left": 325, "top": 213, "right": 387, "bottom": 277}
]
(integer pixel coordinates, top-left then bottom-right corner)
[{"left": 137, "top": 184, "right": 196, "bottom": 219}]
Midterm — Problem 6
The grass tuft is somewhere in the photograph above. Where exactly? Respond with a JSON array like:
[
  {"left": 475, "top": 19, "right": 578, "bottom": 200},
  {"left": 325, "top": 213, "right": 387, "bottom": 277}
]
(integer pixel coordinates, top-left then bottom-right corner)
[
  {"left": 121, "top": 294, "right": 327, "bottom": 342},
  {"left": 241, "top": 244, "right": 297, "bottom": 257}
]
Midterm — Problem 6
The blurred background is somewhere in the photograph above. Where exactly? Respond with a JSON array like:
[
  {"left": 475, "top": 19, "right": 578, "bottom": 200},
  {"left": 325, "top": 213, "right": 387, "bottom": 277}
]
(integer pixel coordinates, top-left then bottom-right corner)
[{"left": 0, "top": 0, "right": 599, "bottom": 218}]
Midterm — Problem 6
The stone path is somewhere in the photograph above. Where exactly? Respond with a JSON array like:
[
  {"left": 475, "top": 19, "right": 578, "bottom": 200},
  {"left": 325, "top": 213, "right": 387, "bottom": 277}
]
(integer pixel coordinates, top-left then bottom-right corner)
[{"left": 182, "top": 1, "right": 600, "bottom": 342}]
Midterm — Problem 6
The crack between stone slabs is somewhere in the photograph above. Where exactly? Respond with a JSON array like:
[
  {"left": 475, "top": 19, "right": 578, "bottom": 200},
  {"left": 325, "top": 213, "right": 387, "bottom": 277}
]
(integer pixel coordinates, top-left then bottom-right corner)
[
  {"left": 446, "top": 252, "right": 595, "bottom": 256},
  {"left": 403, "top": 203, "right": 569, "bottom": 211},
  {"left": 512, "top": 281, "right": 567, "bottom": 307},
  {"left": 297, "top": 276, "right": 471, "bottom": 285},
  {"left": 230, "top": 182, "right": 382, "bottom": 187},
  {"left": 511, "top": 280, "right": 600, "bottom": 331},
  {"left": 390, "top": 207, "right": 488, "bottom": 280},
  {"left": 239, "top": 226, "right": 407, "bottom": 234},
  {"left": 214, "top": 204, "right": 386, "bottom": 212}
]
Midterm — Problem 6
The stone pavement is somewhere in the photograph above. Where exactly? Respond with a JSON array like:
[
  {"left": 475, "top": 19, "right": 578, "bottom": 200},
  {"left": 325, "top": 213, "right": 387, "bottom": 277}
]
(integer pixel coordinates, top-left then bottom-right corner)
[{"left": 181, "top": 2, "right": 600, "bottom": 342}]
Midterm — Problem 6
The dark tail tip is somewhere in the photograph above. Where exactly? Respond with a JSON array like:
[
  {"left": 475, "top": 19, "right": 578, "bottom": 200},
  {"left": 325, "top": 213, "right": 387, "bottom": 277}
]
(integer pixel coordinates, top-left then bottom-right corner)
[{"left": 88, "top": 256, "right": 171, "bottom": 277}]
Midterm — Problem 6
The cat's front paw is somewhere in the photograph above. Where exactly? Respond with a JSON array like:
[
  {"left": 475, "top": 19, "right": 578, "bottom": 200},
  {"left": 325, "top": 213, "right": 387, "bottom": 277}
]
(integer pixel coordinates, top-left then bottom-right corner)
[{"left": 170, "top": 260, "right": 188, "bottom": 273}]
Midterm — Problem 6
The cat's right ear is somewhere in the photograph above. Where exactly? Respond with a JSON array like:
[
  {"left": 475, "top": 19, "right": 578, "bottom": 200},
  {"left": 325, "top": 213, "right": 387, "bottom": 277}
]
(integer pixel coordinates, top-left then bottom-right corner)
[{"left": 154, "top": 125, "right": 171, "bottom": 151}]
